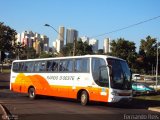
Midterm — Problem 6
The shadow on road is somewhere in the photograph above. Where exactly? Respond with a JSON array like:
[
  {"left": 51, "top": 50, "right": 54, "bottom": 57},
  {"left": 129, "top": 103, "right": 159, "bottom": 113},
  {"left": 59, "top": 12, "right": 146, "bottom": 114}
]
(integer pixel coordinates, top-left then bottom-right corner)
[
  {"left": 30, "top": 94, "right": 160, "bottom": 110},
  {"left": 93, "top": 95, "right": 160, "bottom": 110}
]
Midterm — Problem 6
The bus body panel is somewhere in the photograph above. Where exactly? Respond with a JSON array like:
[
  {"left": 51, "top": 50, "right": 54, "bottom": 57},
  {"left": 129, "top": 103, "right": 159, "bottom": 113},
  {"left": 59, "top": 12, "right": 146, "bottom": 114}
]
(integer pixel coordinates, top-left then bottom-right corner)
[
  {"left": 10, "top": 55, "right": 132, "bottom": 103},
  {"left": 10, "top": 72, "right": 110, "bottom": 102}
]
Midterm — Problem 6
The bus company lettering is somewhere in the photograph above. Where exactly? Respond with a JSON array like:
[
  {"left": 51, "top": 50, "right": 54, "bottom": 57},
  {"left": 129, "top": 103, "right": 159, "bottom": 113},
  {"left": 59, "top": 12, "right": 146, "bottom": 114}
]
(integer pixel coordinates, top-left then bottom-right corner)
[{"left": 47, "top": 76, "right": 75, "bottom": 81}]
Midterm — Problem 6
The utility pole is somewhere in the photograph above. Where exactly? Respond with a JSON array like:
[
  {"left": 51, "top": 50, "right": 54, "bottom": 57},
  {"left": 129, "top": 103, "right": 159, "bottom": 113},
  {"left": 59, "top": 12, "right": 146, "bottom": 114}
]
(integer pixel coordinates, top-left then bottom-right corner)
[
  {"left": 0, "top": 51, "right": 1, "bottom": 63},
  {"left": 73, "top": 37, "right": 77, "bottom": 56},
  {"left": 0, "top": 51, "right": 1, "bottom": 73},
  {"left": 156, "top": 40, "right": 159, "bottom": 92}
]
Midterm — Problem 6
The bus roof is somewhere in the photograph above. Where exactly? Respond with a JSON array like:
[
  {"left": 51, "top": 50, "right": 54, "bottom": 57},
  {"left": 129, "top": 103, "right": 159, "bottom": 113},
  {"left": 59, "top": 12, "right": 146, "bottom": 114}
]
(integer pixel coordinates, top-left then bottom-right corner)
[{"left": 12, "top": 55, "right": 125, "bottom": 62}]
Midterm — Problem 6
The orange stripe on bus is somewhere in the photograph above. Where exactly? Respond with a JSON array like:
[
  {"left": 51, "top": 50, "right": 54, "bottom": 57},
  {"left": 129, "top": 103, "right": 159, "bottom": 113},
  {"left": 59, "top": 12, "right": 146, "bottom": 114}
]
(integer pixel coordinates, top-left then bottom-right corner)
[{"left": 11, "top": 74, "right": 109, "bottom": 102}]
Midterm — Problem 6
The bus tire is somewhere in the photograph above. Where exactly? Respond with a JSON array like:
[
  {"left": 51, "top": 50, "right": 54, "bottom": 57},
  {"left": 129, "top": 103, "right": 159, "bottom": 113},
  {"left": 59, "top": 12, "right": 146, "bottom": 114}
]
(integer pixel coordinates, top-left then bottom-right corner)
[
  {"left": 28, "top": 87, "right": 36, "bottom": 100},
  {"left": 80, "top": 91, "right": 89, "bottom": 106}
]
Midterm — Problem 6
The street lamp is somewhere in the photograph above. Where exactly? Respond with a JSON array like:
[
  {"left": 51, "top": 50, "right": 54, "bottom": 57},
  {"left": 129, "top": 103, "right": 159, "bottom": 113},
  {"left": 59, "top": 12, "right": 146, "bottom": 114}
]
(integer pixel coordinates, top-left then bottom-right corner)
[
  {"left": 156, "top": 40, "right": 160, "bottom": 91},
  {"left": 44, "top": 24, "right": 63, "bottom": 38},
  {"left": 44, "top": 24, "right": 65, "bottom": 54}
]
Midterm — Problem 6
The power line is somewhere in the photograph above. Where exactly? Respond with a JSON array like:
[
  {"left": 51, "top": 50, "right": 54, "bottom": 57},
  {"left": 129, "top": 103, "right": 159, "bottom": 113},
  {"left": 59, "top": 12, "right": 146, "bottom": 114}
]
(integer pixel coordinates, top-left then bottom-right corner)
[{"left": 90, "top": 15, "right": 160, "bottom": 38}]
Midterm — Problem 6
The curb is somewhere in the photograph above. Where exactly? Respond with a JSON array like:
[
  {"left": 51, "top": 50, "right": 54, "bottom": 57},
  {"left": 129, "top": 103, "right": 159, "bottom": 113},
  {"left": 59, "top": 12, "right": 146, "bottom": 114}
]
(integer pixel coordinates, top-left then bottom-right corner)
[
  {"left": 0, "top": 104, "right": 13, "bottom": 120},
  {"left": 0, "top": 104, "right": 9, "bottom": 120},
  {"left": 148, "top": 107, "right": 160, "bottom": 113}
]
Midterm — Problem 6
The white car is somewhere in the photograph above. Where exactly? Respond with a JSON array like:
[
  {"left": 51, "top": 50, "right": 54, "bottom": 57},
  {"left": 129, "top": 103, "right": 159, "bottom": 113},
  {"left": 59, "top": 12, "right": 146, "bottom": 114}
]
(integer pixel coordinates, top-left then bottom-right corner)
[{"left": 132, "top": 74, "right": 141, "bottom": 81}]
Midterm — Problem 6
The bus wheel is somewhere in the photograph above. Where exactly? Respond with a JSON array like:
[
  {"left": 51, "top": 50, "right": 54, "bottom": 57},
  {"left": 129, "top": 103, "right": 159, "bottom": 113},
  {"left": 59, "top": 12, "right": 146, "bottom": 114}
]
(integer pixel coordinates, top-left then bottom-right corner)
[
  {"left": 28, "top": 87, "right": 36, "bottom": 99},
  {"left": 80, "top": 91, "right": 89, "bottom": 106}
]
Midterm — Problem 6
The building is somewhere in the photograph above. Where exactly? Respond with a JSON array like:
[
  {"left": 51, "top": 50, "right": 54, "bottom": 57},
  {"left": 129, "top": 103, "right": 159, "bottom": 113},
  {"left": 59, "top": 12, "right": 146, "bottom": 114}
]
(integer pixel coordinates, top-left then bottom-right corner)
[
  {"left": 16, "top": 33, "right": 21, "bottom": 43},
  {"left": 16, "top": 31, "right": 49, "bottom": 54},
  {"left": 89, "top": 38, "right": 99, "bottom": 53},
  {"left": 52, "top": 26, "right": 65, "bottom": 53},
  {"left": 52, "top": 27, "right": 78, "bottom": 53},
  {"left": 80, "top": 36, "right": 89, "bottom": 44},
  {"left": 103, "top": 38, "right": 110, "bottom": 54},
  {"left": 53, "top": 41, "right": 57, "bottom": 53},
  {"left": 53, "top": 39, "right": 64, "bottom": 53},
  {"left": 41, "top": 35, "right": 49, "bottom": 53},
  {"left": 66, "top": 29, "right": 78, "bottom": 44},
  {"left": 58, "top": 26, "right": 65, "bottom": 42},
  {"left": 53, "top": 39, "right": 62, "bottom": 53},
  {"left": 58, "top": 26, "right": 65, "bottom": 51}
]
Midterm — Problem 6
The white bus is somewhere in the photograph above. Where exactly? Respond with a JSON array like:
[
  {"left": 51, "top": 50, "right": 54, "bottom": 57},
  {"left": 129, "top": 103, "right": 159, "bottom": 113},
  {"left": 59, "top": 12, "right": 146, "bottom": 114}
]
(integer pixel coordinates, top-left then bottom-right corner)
[{"left": 10, "top": 55, "right": 132, "bottom": 105}]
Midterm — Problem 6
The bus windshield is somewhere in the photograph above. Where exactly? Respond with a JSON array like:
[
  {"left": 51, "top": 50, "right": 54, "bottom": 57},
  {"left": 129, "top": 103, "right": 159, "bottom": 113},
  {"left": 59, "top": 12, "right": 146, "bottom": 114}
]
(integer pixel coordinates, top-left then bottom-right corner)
[{"left": 107, "top": 58, "right": 132, "bottom": 90}]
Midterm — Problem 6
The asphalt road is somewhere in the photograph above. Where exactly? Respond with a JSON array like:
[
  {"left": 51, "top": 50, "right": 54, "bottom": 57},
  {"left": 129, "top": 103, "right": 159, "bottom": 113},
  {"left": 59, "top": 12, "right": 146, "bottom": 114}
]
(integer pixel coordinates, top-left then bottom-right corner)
[
  {"left": 0, "top": 73, "right": 159, "bottom": 120},
  {"left": 0, "top": 89, "right": 159, "bottom": 120}
]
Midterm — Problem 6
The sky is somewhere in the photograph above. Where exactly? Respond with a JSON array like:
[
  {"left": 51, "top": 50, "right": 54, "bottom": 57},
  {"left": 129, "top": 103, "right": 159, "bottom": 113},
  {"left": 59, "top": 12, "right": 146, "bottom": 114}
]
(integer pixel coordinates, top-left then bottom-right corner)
[{"left": 0, "top": 0, "right": 160, "bottom": 50}]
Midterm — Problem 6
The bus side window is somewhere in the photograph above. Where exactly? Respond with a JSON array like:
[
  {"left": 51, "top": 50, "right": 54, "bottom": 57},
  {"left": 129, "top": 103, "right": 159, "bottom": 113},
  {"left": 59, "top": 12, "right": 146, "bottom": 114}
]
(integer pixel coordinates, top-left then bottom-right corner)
[
  {"left": 40, "top": 62, "right": 46, "bottom": 71},
  {"left": 34, "top": 62, "right": 41, "bottom": 72},
  {"left": 47, "top": 61, "right": 52, "bottom": 71},
  {"left": 24, "top": 62, "right": 34, "bottom": 72},
  {"left": 75, "top": 59, "right": 82, "bottom": 72},
  {"left": 25, "top": 62, "right": 32, "bottom": 72},
  {"left": 59, "top": 60, "right": 67, "bottom": 71},
  {"left": 52, "top": 61, "right": 58, "bottom": 71},
  {"left": 81, "top": 58, "right": 89, "bottom": 72},
  {"left": 66, "top": 59, "right": 73, "bottom": 72},
  {"left": 74, "top": 58, "right": 89, "bottom": 72},
  {"left": 13, "top": 62, "right": 19, "bottom": 72},
  {"left": 19, "top": 62, "right": 24, "bottom": 72},
  {"left": 59, "top": 59, "right": 73, "bottom": 72},
  {"left": 22, "top": 63, "right": 28, "bottom": 72}
]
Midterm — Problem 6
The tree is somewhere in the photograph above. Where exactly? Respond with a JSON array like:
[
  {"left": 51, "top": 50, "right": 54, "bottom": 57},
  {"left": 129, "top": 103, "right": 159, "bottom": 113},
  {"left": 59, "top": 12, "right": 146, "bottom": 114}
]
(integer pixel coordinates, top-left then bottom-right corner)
[
  {"left": 139, "top": 36, "right": 158, "bottom": 74},
  {"left": 0, "top": 51, "right": 5, "bottom": 62},
  {"left": 110, "top": 38, "right": 137, "bottom": 68},
  {"left": 0, "top": 22, "right": 17, "bottom": 72},
  {"left": 76, "top": 40, "right": 92, "bottom": 55},
  {"left": 17, "top": 47, "right": 37, "bottom": 59},
  {"left": 12, "top": 42, "right": 25, "bottom": 60},
  {"left": 60, "top": 43, "right": 73, "bottom": 56},
  {"left": 25, "top": 47, "right": 37, "bottom": 59},
  {"left": 0, "top": 22, "right": 17, "bottom": 53},
  {"left": 97, "top": 49, "right": 104, "bottom": 54},
  {"left": 39, "top": 51, "right": 54, "bottom": 58},
  {"left": 60, "top": 39, "right": 93, "bottom": 56}
]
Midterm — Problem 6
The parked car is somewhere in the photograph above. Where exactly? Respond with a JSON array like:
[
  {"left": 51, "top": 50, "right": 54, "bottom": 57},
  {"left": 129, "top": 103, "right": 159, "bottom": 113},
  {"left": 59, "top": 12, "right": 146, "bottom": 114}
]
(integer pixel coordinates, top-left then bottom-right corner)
[
  {"left": 132, "top": 82, "right": 155, "bottom": 95},
  {"left": 144, "top": 77, "right": 156, "bottom": 81},
  {"left": 144, "top": 77, "right": 152, "bottom": 81},
  {"left": 132, "top": 74, "right": 141, "bottom": 81}
]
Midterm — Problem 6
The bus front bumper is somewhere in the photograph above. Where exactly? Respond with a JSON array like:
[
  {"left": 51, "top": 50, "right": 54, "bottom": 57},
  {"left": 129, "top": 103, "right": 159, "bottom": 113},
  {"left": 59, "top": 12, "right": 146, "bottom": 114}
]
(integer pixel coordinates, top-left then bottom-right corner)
[{"left": 110, "top": 96, "right": 132, "bottom": 103}]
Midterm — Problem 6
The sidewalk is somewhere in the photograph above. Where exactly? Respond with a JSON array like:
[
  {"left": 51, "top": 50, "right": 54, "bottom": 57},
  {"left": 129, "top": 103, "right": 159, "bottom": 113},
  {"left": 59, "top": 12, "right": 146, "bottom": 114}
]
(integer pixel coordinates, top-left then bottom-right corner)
[
  {"left": 0, "top": 104, "right": 6, "bottom": 115},
  {"left": 148, "top": 107, "right": 160, "bottom": 112},
  {"left": 0, "top": 73, "right": 10, "bottom": 89}
]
